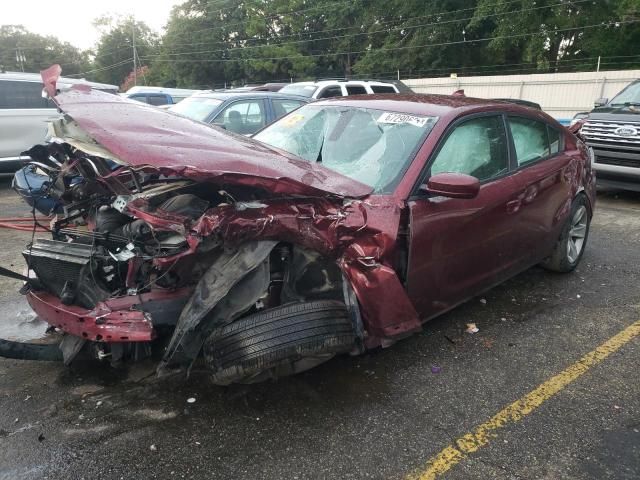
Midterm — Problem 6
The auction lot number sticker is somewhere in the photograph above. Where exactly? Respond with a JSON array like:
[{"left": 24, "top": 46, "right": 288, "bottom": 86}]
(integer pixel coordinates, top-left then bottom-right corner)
[{"left": 377, "top": 112, "right": 428, "bottom": 127}]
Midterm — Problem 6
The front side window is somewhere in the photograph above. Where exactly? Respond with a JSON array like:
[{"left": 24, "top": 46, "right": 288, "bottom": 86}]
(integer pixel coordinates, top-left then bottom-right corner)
[
  {"left": 317, "top": 86, "right": 343, "bottom": 99},
  {"left": 254, "top": 105, "right": 438, "bottom": 193},
  {"left": 509, "top": 116, "right": 550, "bottom": 166},
  {"left": 0, "top": 80, "right": 50, "bottom": 109},
  {"left": 430, "top": 115, "right": 508, "bottom": 182},
  {"left": 169, "top": 97, "right": 224, "bottom": 122},
  {"left": 213, "top": 99, "right": 266, "bottom": 134}
]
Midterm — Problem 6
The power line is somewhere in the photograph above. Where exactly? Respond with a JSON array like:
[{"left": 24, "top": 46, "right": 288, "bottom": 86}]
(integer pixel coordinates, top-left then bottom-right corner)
[
  {"left": 167, "top": 0, "right": 535, "bottom": 46},
  {"left": 65, "top": 58, "right": 134, "bottom": 78},
  {"left": 145, "top": 0, "right": 592, "bottom": 58},
  {"left": 139, "top": 20, "right": 638, "bottom": 64}
]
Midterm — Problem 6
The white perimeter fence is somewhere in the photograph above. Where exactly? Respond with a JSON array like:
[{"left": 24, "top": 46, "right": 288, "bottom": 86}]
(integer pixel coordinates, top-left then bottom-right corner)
[{"left": 403, "top": 70, "right": 640, "bottom": 124}]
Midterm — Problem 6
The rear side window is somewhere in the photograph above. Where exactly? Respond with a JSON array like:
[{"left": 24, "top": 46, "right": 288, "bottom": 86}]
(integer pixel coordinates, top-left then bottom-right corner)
[
  {"left": 147, "top": 95, "right": 169, "bottom": 106},
  {"left": 272, "top": 99, "right": 304, "bottom": 119},
  {"left": 430, "top": 115, "right": 508, "bottom": 182},
  {"left": 508, "top": 116, "right": 552, "bottom": 166},
  {"left": 346, "top": 85, "right": 367, "bottom": 95},
  {"left": 318, "top": 86, "right": 343, "bottom": 99},
  {"left": 548, "top": 125, "right": 561, "bottom": 154},
  {"left": 371, "top": 85, "right": 397, "bottom": 94},
  {"left": 0, "top": 80, "right": 50, "bottom": 109}
]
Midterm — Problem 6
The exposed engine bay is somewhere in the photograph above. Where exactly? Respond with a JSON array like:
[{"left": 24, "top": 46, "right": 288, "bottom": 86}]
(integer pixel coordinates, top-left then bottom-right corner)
[{"left": 14, "top": 143, "right": 368, "bottom": 380}]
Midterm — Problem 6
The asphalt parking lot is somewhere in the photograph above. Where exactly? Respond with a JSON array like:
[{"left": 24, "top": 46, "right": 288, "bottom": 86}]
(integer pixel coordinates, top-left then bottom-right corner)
[{"left": 0, "top": 180, "right": 638, "bottom": 480}]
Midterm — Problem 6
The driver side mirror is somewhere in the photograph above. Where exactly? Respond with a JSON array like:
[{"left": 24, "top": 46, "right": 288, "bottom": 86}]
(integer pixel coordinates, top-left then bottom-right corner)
[
  {"left": 420, "top": 172, "right": 480, "bottom": 199},
  {"left": 594, "top": 97, "right": 608, "bottom": 107}
]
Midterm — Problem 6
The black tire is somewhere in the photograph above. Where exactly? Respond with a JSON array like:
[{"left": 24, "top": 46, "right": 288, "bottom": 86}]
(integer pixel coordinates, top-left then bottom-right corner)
[
  {"left": 541, "top": 194, "right": 591, "bottom": 273},
  {"left": 0, "top": 338, "right": 62, "bottom": 361},
  {"left": 203, "top": 300, "right": 356, "bottom": 385}
]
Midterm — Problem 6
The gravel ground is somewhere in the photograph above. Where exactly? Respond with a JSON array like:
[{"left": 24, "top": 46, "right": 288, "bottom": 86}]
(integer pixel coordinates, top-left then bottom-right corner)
[{"left": 0, "top": 180, "right": 638, "bottom": 480}]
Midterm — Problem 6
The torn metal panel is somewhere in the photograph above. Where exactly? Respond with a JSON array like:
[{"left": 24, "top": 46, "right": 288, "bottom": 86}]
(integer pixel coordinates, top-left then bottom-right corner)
[{"left": 160, "top": 241, "right": 277, "bottom": 368}]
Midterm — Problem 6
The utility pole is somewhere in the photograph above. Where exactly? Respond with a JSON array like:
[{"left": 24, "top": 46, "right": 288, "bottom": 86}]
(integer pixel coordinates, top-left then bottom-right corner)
[
  {"left": 15, "top": 47, "right": 26, "bottom": 72},
  {"left": 132, "top": 19, "right": 137, "bottom": 86}
]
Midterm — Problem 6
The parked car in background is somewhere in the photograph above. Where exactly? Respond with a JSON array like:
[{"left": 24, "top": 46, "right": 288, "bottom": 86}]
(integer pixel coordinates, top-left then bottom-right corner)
[
  {"left": 169, "top": 91, "right": 310, "bottom": 135},
  {"left": 280, "top": 79, "right": 402, "bottom": 99},
  {"left": 224, "top": 83, "right": 289, "bottom": 92},
  {"left": 570, "top": 111, "right": 589, "bottom": 127},
  {"left": 125, "top": 86, "right": 200, "bottom": 106},
  {"left": 0, "top": 69, "right": 117, "bottom": 176},
  {"left": 493, "top": 98, "right": 542, "bottom": 110},
  {"left": 6, "top": 70, "right": 595, "bottom": 384},
  {"left": 575, "top": 79, "right": 640, "bottom": 191}
]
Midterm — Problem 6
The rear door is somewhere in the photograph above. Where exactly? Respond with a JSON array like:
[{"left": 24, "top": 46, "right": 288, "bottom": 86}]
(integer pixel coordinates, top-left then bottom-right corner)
[
  {"left": 506, "top": 116, "right": 574, "bottom": 263},
  {"left": 406, "top": 113, "right": 524, "bottom": 320}
]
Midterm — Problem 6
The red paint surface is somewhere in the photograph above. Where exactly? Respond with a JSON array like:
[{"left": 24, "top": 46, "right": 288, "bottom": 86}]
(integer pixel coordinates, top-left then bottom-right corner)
[
  {"left": 26, "top": 289, "right": 191, "bottom": 343},
  {"left": 32, "top": 66, "right": 596, "bottom": 350}
]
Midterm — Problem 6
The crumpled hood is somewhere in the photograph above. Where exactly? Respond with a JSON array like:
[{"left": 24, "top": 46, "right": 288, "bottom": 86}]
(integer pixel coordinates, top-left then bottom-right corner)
[{"left": 40, "top": 65, "right": 372, "bottom": 198}]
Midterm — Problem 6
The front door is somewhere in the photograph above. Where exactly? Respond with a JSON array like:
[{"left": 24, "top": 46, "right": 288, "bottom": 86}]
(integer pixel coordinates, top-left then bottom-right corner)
[{"left": 406, "top": 114, "right": 524, "bottom": 320}]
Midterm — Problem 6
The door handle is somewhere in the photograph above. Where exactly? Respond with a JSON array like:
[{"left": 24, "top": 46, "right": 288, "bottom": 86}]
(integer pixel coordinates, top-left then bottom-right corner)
[{"left": 506, "top": 199, "right": 521, "bottom": 214}]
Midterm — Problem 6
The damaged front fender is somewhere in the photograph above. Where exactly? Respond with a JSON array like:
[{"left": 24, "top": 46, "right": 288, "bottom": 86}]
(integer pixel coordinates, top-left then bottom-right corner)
[{"left": 159, "top": 241, "right": 277, "bottom": 372}]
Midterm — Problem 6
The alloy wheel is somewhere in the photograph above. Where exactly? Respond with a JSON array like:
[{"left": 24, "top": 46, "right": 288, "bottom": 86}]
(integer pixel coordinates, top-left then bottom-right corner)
[{"left": 567, "top": 205, "right": 588, "bottom": 263}]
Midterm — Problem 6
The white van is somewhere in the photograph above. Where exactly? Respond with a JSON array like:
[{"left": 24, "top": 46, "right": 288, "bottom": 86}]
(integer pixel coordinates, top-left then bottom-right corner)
[{"left": 0, "top": 71, "right": 118, "bottom": 176}]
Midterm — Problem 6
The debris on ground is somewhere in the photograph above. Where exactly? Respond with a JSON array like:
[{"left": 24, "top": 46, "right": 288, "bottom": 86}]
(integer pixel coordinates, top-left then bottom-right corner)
[
  {"left": 37, "top": 433, "right": 45, "bottom": 442},
  {"left": 150, "top": 444, "right": 157, "bottom": 451},
  {"left": 479, "top": 298, "right": 487, "bottom": 305},
  {"left": 187, "top": 397, "right": 196, "bottom": 404},
  {"left": 465, "top": 323, "right": 479, "bottom": 334},
  {"left": 430, "top": 365, "right": 441, "bottom": 374}
]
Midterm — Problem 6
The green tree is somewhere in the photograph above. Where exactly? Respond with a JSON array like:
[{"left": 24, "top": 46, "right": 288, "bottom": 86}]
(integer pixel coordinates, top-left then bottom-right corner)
[
  {"left": 91, "top": 15, "right": 158, "bottom": 87},
  {"left": 0, "top": 25, "right": 90, "bottom": 75}
]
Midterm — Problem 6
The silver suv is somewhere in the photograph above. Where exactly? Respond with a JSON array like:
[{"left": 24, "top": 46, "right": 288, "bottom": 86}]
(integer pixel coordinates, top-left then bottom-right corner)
[{"left": 0, "top": 71, "right": 117, "bottom": 176}]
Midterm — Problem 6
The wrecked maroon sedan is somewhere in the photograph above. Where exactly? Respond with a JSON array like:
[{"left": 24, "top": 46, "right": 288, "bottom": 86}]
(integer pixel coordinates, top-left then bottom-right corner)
[{"left": 6, "top": 66, "right": 595, "bottom": 384}]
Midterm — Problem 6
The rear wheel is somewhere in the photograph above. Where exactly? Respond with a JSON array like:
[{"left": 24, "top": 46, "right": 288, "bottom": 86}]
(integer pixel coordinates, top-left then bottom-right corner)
[
  {"left": 203, "top": 300, "right": 356, "bottom": 385},
  {"left": 541, "top": 195, "right": 590, "bottom": 273}
]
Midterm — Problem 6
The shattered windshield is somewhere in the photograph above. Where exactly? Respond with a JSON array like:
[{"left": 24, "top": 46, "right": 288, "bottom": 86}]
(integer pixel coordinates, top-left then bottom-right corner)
[
  {"left": 254, "top": 105, "right": 438, "bottom": 193},
  {"left": 609, "top": 81, "right": 640, "bottom": 106}
]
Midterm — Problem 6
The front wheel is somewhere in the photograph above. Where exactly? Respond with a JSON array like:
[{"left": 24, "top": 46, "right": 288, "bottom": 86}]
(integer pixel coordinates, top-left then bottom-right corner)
[
  {"left": 203, "top": 300, "right": 357, "bottom": 385},
  {"left": 541, "top": 195, "right": 590, "bottom": 273}
]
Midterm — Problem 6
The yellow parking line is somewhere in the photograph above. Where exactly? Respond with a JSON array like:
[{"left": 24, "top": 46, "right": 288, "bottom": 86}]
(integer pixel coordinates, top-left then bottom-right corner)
[{"left": 408, "top": 319, "right": 640, "bottom": 480}]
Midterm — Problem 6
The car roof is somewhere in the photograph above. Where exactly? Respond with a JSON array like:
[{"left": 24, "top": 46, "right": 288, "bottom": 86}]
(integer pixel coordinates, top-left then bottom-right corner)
[
  {"left": 189, "top": 91, "right": 310, "bottom": 101},
  {"left": 311, "top": 93, "right": 558, "bottom": 123},
  {"left": 289, "top": 80, "right": 396, "bottom": 87}
]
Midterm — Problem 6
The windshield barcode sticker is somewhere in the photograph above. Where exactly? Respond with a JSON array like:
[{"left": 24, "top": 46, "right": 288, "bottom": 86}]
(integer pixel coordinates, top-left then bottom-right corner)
[{"left": 377, "top": 112, "right": 428, "bottom": 127}]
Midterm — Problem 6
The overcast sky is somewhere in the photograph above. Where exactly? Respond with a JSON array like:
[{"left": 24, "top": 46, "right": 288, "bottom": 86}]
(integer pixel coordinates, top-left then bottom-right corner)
[{"left": 3, "top": 0, "right": 183, "bottom": 49}]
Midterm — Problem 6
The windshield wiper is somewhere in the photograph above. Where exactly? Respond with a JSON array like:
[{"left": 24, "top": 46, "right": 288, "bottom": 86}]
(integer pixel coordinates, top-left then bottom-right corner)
[{"left": 611, "top": 102, "right": 640, "bottom": 107}]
